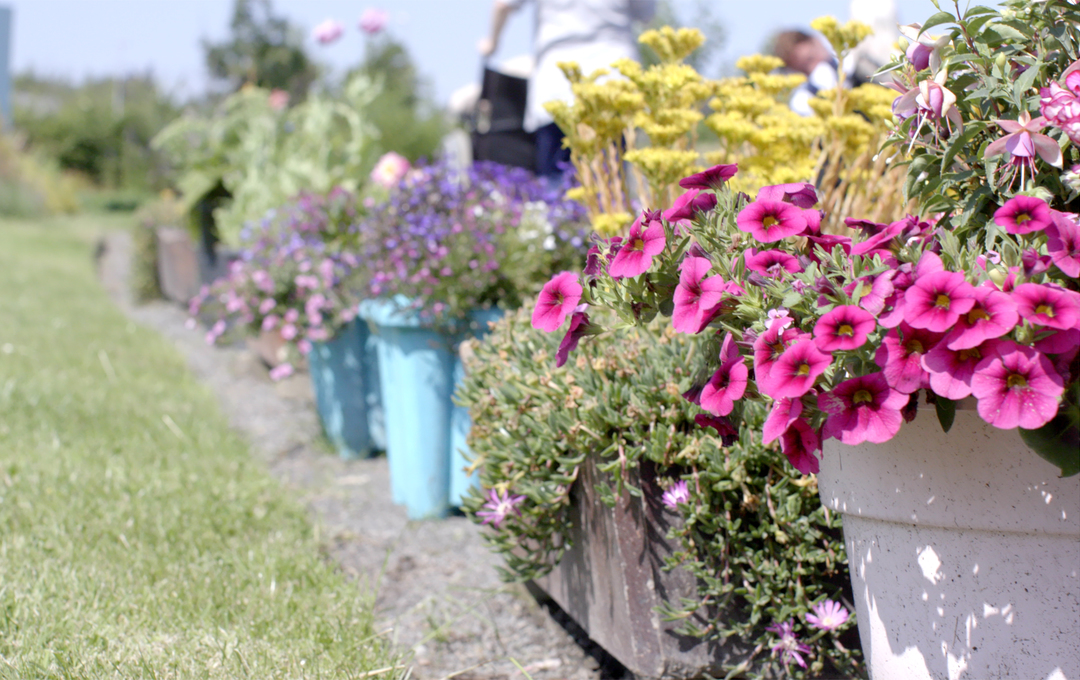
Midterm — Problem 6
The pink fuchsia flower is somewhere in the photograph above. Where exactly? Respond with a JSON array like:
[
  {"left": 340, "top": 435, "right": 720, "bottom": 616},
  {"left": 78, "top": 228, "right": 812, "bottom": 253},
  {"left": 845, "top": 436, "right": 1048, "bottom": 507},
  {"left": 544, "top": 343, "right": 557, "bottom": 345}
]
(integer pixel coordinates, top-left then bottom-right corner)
[
  {"left": 753, "top": 323, "right": 803, "bottom": 382},
  {"left": 269, "top": 363, "right": 294, "bottom": 381},
  {"left": 556, "top": 305, "right": 592, "bottom": 368},
  {"left": 984, "top": 111, "right": 1063, "bottom": 171},
  {"left": 971, "top": 342, "right": 1065, "bottom": 430},
  {"left": 1047, "top": 211, "right": 1080, "bottom": 277},
  {"left": 757, "top": 182, "right": 818, "bottom": 208},
  {"left": 358, "top": 7, "right": 388, "bottom": 34},
  {"left": 993, "top": 195, "right": 1053, "bottom": 235},
  {"left": 903, "top": 269, "right": 977, "bottom": 333},
  {"left": 532, "top": 271, "right": 583, "bottom": 332},
  {"left": 898, "top": 23, "right": 949, "bottom": 72},
  {"left": 763, "top": 396, "right": 803, "bottom": 445},
  {"left": 608, "top": 212, "right": 666, "bottom": 278},
  {"left": 944, "top": 286, "right": 1019, "bottom": 350},
  {"left": 780, "top": 419, "right": 821, "bottom": 475},
  {"left": 673, "top": 256, "right": 727, "bottom": 334},
  {"left": 875, "top": 323, "right": 943, "bottom": 394},
  {"left": 267, "top": 89, "right": 290, "bottom": 111},
  {"left": 766, "top": 620, "right": 812, "bottom": 669},
  {"left": 370, "top": 151, "right": 411, "bottom": 189},
  {"left": 736, "top": 200, "right": 808, "bottom": 243},
  {"left": 679, "top": 163, "right": 738, "bottom": 191},
  {"left": 476, "top": 488, "right": 525, "bottom": 529},
  {"left": 922, "top": 339, "right": 998, "bottom": 400},
  {"left": 661, "top": 480, "right": 691, "bottom": 509},
  {"left": 813, "top": 305, "right": 875, "bottom": 352},
  {"left": 1013, "top": 283, "right": 1080, "bottom": 331},
  {"left": 312, "top": 18, "right": 344, "bottom": 44},
  {"left": 700, "top": 335, "right": 749, "bottom": 416},
  {"left": 663, "top": 189, "right": 717, "bottom": 225},
  {"left": 744, "top": 248, "right": 803, "bottom": 277},
  {"left": 758, "top": 339, "right": 832, "bottom": 400},
  {"left": 807, "top": 600, "right": 850, "bottom": 631},
  {"left": 820, "top": 372, "right": 909, "bottom": 445}
]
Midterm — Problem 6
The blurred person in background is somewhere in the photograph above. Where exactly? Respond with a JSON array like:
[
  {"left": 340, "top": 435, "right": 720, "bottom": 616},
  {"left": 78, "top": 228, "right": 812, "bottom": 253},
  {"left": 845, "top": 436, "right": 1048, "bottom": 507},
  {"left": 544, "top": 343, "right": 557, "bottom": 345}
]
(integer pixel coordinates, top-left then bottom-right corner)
[
  {"left": 479, "top": 0, "right": 656, "bottom": 178},
  {"left": 774, "top": 29, "right": 844, "bottom": 117}
]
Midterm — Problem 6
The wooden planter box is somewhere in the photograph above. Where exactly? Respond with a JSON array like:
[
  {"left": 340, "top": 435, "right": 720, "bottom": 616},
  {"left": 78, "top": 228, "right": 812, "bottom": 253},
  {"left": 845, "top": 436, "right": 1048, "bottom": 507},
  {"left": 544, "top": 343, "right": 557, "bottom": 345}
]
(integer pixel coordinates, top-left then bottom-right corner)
[
  {"left": 532, "top": 457, "right": 750, "bottom": 679},
  {"left": 155, "top": 227, "right": 201, "bottom": 304}
]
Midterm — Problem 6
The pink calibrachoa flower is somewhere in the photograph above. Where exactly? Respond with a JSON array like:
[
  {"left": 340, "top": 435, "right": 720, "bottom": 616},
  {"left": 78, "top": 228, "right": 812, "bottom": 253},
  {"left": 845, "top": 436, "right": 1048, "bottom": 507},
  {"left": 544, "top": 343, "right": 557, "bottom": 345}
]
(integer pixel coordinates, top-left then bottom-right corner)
[
  {"left": 532, "top": 271, "right": 583, "bottom": 333},
  {"left": 993, "top": 195, "right": 1053, "bottom": 235},
  {"left": 944, "top": 286, "right": 1019, "bottom": 350},
  {"left": 679, "top": 163, "right": 738, "bottom": 191},
  {"left": 806, "top": 600, "right": 850, "bottom": 631},
  {"left": 844, "top": 270, "right": 895, "bottom": 316},
  {"left": 663, "top": 189, "right": 717, "bottom": 225},
  {"left": 673, "top": 256, "right": 727, "bottom": 334},
  {"left": 813, "top": 305, "right": 875, "bottom": 352},
  {"left": 608, "top": 212, "right": 666, "bottom": 278},
  {"left": 984, "top": 111, "right": 1063, "bottom": 172},
  {"left": 753, "top": 322, "right": 802, "bottom": 382},
  {"left": 556, "top": 305, "right": 592, "bottom": 368},
  {"left": 700, "top": 335, "right": 749, "bottom": 416},
  {"left": 661, "top": 480, "right": 691, "bottom": 509},
  {"left": 694, "top": 414, "right": 739, "bottom": 444},
  {"left": 757, "top": 182, "right": 818, "bottom": 208},
  {"left": 780, "top": 419, "right": 821, "bottom": 475},
  {"left": 312, "top": 18, "right": 344, "bottom": 44},
  {"left": 875, "top": 323, "right": 943, "bottom": 394},
  {"left": 758, "top": 339, "right": 832, "bottom": 399},
  {"left": 476, "top": 488, "right": 525, "bottom": 529},
  {"left": 1013, "top": 283, "right": 1080, "bottom": 331},
  {"left": 766, "top": 620, "right": 812, "bottom": 668},
  {"left": 971, "top": 342, "right": 1065, "bottom": 430},
  {"left": 1047, "top": 211, "right": 1080, "bottom": 277},
  {"left": 744, "top": 248, "right": 803, "bottom": 277},
  {"left": 763, "top": 396, "right": 803, "bottom": 445},
  {"left": 820, "top": 372, "right": 909, "bottom": 445},
  {"left": 922, "top": 339, "right": 997, "bottom": 400},
  {"left": 370, "top": 151, "right": 411, "bottom": 189},
  {"left": 736, "top": 200, "right": 808, "bottom": 243},
  {"left": 358, "top": 7, "right": 388, "bottom": 34},
  {"left": 903, "top": 269, "right": 977, "bottom": 333}
]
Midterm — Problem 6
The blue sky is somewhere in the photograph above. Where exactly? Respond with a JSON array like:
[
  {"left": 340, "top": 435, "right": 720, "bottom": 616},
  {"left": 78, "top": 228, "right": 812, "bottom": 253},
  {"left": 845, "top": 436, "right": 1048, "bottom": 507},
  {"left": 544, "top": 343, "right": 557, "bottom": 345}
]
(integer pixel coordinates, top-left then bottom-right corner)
[{"left": 6, "top": 0, "right": 949, "bottom": 104}]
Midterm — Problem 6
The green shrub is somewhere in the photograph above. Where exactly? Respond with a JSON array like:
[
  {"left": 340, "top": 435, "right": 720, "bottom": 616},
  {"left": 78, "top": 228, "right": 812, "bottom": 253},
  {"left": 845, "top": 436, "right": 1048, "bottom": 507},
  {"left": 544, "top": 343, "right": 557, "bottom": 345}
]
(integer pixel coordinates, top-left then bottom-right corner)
[{"left": 130, "top": 193, "right": 185, "bottom": 302}]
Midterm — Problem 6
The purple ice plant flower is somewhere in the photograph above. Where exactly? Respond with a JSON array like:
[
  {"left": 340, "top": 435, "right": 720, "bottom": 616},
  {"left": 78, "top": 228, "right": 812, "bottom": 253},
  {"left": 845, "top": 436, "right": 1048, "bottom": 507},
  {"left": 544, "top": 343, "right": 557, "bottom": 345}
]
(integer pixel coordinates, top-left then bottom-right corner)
[
  {"left": 661, "top": 480, "right": 691, "bottom": 509},
  {"left": 766, "top": 620, "right": 812, "bottom": 668},
  {"left": 476, "top": 488, "right": 526, "bottom": 529},
  {"left": 806, "top": 600, "right": 850, "bottom": 631}
]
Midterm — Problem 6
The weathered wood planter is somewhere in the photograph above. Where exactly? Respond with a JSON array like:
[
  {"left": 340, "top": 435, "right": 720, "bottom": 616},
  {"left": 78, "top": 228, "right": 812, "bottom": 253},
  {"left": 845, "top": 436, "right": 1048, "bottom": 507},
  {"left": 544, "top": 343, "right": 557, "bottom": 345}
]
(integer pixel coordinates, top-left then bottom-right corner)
[
  {"left": 155, "top": 227, "right": 201, "bottom": 304},
  {"left": 533, "top": 457, "right": 750, "bottom": 679}
]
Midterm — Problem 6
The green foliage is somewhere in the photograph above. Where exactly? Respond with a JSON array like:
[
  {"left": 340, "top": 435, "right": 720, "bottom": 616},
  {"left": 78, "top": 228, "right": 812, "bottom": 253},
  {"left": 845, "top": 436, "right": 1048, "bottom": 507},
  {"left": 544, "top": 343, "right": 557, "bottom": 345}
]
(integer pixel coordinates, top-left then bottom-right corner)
[
  {"left": 130, "top": 193, "right": 185, "bottom": 302},
  {"left": 0, "top": 134, "right": 81, "bottom": 216},
  {"left": 203, "top": 0, "right": 318, "bottom": 99},
  {"left": 457, "top": 309, "right": 862, "bottom": 679}
]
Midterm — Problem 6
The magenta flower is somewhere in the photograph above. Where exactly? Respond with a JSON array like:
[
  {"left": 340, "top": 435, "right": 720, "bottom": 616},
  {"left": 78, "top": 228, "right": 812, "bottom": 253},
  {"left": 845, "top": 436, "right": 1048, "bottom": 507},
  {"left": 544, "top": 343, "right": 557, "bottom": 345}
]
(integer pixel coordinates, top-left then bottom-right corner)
[
  {"left": 694, "top": 414, "right": 739, "bottom": 444},
  {"left": 813, "top": 305, "right": 875, "bottom": 352},
  {"left": 358, "top": 7, "right": 388, "bottom": 34},
  {"left": 736, "top": 201, "right": 808, "bottom": 243},
  {"left": 679, "top": 164, "right": 738, "bottom": 191},
  {"left": 532, "top": 271, "right": 583, "bottom": 332},
  {"left": 476, "top": 488, "right": 526, "bottom": 529},
  {"left": 663, "top": 189, "right": 717, "bottom": 225},
  {"left": 758, "top": 339, "right": 832, "bottom": 399},
  {"left": 806, "top": 600, "right": 850, "bottom": 631},
  {"left": 1013, "top": 283, "right": 1080, "bottom": 331},
  {"left": 944, "top": 286, "right": 1019, "bottom": 350},
  {"left": 312, "top": 18, "right": 344, "bottom": 44},
  {"left": 875, "top": 323, "right": 943, "bottom": 394},
  {"left": 763, "top": 396, "right": 803, "bottom": 445},
  {"left": 744, "top": 248, "right": 803, "bottom": 277},
  {"left": 700, "top": 335, "right": 749, "bottom": 416},
  {"left": 971, "top": 342, "right": 1065, "bottom": 430},
  {"left": 984, "top": 111, "right": 1063, "bottom": 170},
  {"left": 820, "top": 372, "right": 909, "bottom": 445},
  {"left": 766, "top": 620, "right": 812, "bottom": 668},
  {"left": 661, "top": 480, "right": 691, "bottom": 509},
  {"left": 1047, "top": 211, "right": 1080, "bottom": 277},
  {"left": 903, "top": 270, "right": 977, "bottom": 333},
  {"left": 673, "top": 256, "right": 727, "bottom": 334},
  {"left": 1040, "top": 79, "right": 1080, "bottom": 146},
  {"left": 556, "top": 305, "right": 592, "bottom": 367},
  {"left": 850, "top": 220, "right": 903, "bottom": 256},
  {"left": 844, "top": 271, "right": 895, "bottom": 316},
  {"left": 993, "top": 195, "right": 1053, "bottom": 235},
  {"left": 757, "top": 182, "right": 818, "bottom": 208},
  {"left": 269, "top": 363, "right": 294, "bottom": 381},
  {"left": 780, "top": 419, "right": 821, "bottom": 475},
  {"left": 753, "top": 322, "right": 801, "bottom": 382},
  {"left": 922, "top": 339, "right": 997, "bottom": 400},
  {"left": 608, "top": 213, "right": 666, "bottom": 278}
]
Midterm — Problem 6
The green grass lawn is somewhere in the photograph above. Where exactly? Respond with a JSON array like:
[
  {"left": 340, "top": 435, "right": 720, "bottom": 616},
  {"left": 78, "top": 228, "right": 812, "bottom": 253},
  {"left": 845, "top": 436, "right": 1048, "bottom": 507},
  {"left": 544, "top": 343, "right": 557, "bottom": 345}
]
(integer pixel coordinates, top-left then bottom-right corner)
[{"left": 0, "top": 215, "right": 400, "bottom": 679}]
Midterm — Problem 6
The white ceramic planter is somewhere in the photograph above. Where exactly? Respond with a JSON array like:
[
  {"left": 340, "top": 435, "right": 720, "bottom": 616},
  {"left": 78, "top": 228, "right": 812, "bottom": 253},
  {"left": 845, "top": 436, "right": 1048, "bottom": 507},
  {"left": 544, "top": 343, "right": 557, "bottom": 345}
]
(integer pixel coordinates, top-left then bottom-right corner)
[{"left": 819, "top": 409, "right": 1080, "bottom": 680}]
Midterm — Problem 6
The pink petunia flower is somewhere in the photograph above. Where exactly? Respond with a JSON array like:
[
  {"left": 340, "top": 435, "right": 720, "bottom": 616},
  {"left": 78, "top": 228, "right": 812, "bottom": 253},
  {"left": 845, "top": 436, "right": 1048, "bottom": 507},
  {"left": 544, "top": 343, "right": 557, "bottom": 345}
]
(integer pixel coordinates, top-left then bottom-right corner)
[
  {"left": 312, "top": 18, "right": 344, "bottom": 44},
  {"left": 661, "top": 480, "right": 691, "bottom": 509},
  {"left": 358, "top": 7, "right": 388, "bottom": 34},
  {"left": 736, "top": 200, "right": 808, "bottom": 243},
  {"left": 673, "top": 256, "right": 727, "bottom": 334},
  {"left": 744, "top": 248, "right": 803, "bottom": 277},
  {"left": 922, "top": 339, "right": 999, "bottom": 400},
  {"left": 820, "top": 372, "right": 909, "bottom": 445},
  {"left": 766, "top": 620, "right": 812, "bottom": 668},
  {"left": 875, "top": 323, "right": 943, "bottom": 394},
  {"left": 1013, "top": 283, "right": 1080, "bottom": 331},
  {"left": 532, "top": 271, "right": 583, "bottom": 332},
  {"left": 903, "top": 269, "right": 977, "bottom": 333},
  {"left": 608, "top": 213, "right": 666, "bottom": 278},
  {"left": 679, "top": 164, "right": 739, "bottom": 191},
  {"left": 971, "top": 342, "right": 1065, "bottom": 430},
  {"left": 757, "top": 182, "right": 818, "bottom": 208},
  {"left": 556, "top": 305, "right": 592, "bottom": 368},
  {"left": 763, "top": 396, "right": 803, "bottom": 445},
  {"left": 813, "top": 305, "right": 875, "bottom": 352},
  {"left": 993, "top": 195, "right": 1053, "bottom": 235},
  {"left": 806, "top": 600, "right": 850, "bottom": 631},
  {"left": 780, "top": 419, "right": 821, "bottom": 474},
  {"left": 758, "top": 339, "right": 832, "bottom": 399},
  {"left": 700, "top": 335, "right": 749, "bottom": 416},
  {"left": 1046, "top": 211, "right": 1080, "bottom": 278},
  {"left": 944, "top": 285, "right": 1019, "bottom": 350},
  {"left": 476, "top": 488, "right": 526, "bottom": 529}
]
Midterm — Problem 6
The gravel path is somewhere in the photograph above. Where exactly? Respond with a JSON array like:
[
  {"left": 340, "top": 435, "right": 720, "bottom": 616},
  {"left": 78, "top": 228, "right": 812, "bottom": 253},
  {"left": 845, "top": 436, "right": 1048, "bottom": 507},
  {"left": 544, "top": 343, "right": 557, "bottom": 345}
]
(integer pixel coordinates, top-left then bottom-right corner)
[{"left": 98, "top": 233, "right": 625, "bottom": 680}]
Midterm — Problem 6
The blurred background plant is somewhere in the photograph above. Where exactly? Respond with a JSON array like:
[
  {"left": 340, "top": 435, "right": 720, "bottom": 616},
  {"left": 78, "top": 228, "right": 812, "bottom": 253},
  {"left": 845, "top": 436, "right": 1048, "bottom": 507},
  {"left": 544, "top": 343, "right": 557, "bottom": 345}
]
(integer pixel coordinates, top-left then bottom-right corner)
[
  {"left": 129, "top": 190, "right": 185, "bottom": 301},
  {"left": 0, "top": 132, "right": 81, "bottom": 217}
]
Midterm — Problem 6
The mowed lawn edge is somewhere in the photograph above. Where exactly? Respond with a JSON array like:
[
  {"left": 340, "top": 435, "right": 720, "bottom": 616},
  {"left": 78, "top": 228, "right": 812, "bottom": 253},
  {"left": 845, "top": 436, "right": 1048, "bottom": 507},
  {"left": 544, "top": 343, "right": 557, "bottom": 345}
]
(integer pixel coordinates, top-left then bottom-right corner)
[{"left": 0, "top": 215, "right": 402, "bottom": 679}]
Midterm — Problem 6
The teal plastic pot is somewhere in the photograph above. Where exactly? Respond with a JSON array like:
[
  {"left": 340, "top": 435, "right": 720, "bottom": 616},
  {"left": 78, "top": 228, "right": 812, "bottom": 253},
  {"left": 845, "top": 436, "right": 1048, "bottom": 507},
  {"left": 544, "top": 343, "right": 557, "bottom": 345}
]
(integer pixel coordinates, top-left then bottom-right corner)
[{"left": 307, "top": 320, "right": 383, "bottom": 459}]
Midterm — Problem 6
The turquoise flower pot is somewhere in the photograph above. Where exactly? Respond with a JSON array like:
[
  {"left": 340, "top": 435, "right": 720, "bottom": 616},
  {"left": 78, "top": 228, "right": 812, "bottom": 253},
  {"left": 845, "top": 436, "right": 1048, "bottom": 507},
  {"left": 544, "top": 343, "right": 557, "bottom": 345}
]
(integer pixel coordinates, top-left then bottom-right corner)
[{"left": 308, "top": 320, "right": 384, "bottom": 459}]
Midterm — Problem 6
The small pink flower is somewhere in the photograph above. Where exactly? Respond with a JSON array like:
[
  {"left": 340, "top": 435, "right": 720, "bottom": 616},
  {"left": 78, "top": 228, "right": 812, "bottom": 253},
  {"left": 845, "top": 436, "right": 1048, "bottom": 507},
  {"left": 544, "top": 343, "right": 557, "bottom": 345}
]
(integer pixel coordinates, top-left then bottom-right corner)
[
  {"left": 673, "top": 256, "right": 726, "bottom": 334},
  {"left": 267, "top": 89, "right": 289, "bottom": 111},
  {"left": 763, "top": 397, "right": 803, "bottom": 445},
  {"left": 1013, "top": 283, "right": 1080, "bottom": 330},
  {"left": 766, "top": 620, "right": 812, "bottom": 669},
  {"left": 280, "top": 323, "right": 298, "bottom": 341},
  {"left": 922, "top": 339, "right": 998, "bottom": 400},
  {"left": 532, "top": 272, "right": 583, "bottom": 333},
  {"left": 820, "top": 372, "right": 909, "bottom": 445},
  {"left": 556, "top": 305, "right": 592, "bottom": 368},
  {"left": 608, "top": 213, "right": 666, "bottom": 278},
  {"left": 284, "top": 309, "right": 300, "bottom": 324},
  {"left": 476, "top": 488, "right": 525, "bottom": 529},
  {"left": 813, "top": 305, "right": 875, "bottom": 352},
  {"left": 358, "top": 7, "right": 388, "bottom": 34},
  {"left": 875, "top": 323, "right": 943, "bottom": 394},
  {"left": 780, "top": 419, "right": 821, "bottom": 475},
  {"left": 312, "top": 18, "right": 344, "bottom": 44},
  {"left": 736, "top": 200, "right": 808, "bottom": 243},
  {"left": 758, "top": 339, "right": 832, "bottom": 399},
  {"left": 700, "top": 335, "right": 749, "bottom": 416},
  {"left": 757, "top": 182, "right": 818, "bottom": 208},
  {"left": 662, "top": 189, "right": 717, "bottom": 226},
  {"left": 806, "top": 600, "right": 850, "bottom": 631},
  {"left": 259, "top": 298, "right": 277, "bottom": 315},
  {"left": 1046, "top": 211, "right": 1080, "bottom": 277},
  {"left": 261, "top": 314, "right": 280, "bottom": 331},
  {"left": 661, "top": 480, "right": 691, "bottom": 508},
  {"left": 971, "top": 342, "right": 1064, "bottom": 430},
  {"left": 993, "top": 195, "right": 1053, "bottom": 234},
  {"left": 679, "top": 164, "right": 738, "bottom": 191},
  {"left": 903, "top": 269, "right": 977, "bottom": 333},
  {"left": 269, "top": 363, "right": 294, "bottom": 381},
  {"left": 944, "top": 286, "right": 1019, "bottom": 350},
  {"left": 744, "top": 248, "right": 802, "bottom": 277},
  {"left": 370, "top": 152, "right": 411, "bottom": 189}
]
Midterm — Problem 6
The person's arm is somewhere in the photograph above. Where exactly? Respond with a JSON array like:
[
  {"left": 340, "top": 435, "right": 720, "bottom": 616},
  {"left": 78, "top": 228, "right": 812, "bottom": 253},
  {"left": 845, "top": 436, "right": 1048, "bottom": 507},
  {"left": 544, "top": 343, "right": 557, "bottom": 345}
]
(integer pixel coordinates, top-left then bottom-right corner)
[{"left": 477, "top": 0, "right": 516, "bottom": 58}]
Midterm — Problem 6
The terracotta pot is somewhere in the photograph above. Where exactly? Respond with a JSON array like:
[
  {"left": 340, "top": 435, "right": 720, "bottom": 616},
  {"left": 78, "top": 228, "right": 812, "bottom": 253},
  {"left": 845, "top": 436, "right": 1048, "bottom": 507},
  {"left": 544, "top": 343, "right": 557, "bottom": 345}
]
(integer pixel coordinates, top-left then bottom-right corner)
[
  {"left": 155, "top": 227, "right": 200, "bottom": 304},
  {"left": 246, "top": 329, "right": 290, "bottom": 368}
]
